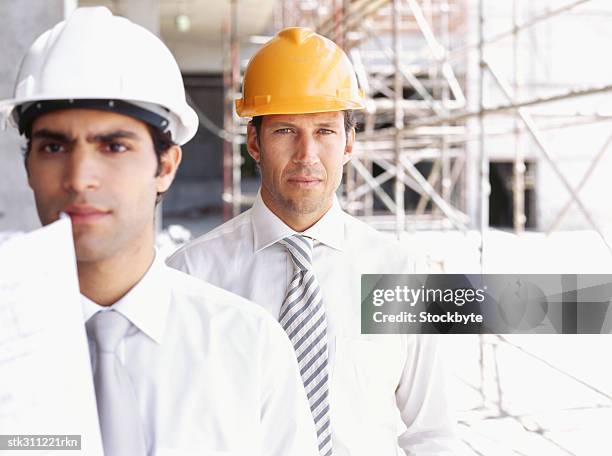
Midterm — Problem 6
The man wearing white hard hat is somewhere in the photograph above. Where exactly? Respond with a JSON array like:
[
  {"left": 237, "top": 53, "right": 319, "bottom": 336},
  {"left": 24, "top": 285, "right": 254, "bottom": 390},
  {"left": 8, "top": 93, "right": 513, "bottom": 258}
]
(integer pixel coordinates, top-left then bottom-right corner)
[{"left": 0, "top": 7, "right": 318, "bottom": 456}]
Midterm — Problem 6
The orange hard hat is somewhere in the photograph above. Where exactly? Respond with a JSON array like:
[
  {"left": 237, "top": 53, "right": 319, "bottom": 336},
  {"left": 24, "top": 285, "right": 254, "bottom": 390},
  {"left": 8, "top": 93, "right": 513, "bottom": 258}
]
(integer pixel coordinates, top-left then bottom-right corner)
[{"left": 235, "top": 27, "right": 365, "bottom": 117}]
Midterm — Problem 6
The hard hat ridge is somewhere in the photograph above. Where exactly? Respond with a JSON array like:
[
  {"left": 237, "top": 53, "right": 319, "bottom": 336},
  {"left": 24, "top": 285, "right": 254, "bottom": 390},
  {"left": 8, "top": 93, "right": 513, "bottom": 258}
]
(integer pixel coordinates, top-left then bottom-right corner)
[{"left": 279, "top": 27, "right": 315, "bottom": 44}]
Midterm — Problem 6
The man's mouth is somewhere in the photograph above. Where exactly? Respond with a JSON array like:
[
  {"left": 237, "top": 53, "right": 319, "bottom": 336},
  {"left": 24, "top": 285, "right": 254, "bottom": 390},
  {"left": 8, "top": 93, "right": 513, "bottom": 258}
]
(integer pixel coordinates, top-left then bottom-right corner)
[
  {"left": 62, "top": 204, "right": 111, "bottom": 224},
  {"left": 287, "top": 176, "right": 323, "bottom": 186}
]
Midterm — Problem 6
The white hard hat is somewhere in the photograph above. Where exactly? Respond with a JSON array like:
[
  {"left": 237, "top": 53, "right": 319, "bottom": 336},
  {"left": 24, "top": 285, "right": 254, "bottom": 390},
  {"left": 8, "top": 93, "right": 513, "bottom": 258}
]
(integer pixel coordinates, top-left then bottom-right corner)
[{"left": 0, "top": 7, "right": 198, "bottom": 145}]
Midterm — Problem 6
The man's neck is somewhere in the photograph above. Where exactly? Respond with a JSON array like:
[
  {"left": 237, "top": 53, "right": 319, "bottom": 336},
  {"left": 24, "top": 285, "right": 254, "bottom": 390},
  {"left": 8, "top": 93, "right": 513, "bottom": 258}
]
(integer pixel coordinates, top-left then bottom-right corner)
[
  {"left": 261, "top": 192, "right": 334, "bottom": 233},
  {"left": 281, "top": 213, "right": 324, "bottom": 233},
  {"left": 78, "top": 245, "right": 155, "bottom": 307}
]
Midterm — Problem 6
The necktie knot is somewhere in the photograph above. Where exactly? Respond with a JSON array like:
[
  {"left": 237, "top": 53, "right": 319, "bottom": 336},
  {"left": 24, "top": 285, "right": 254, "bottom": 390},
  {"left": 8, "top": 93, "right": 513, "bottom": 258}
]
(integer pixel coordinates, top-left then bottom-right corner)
[
  {"left": 86, "top": 310, "right": 131, "bottom": 354},
  {"left": 279, "top": 234, "right": 314, "bottom": 271}
]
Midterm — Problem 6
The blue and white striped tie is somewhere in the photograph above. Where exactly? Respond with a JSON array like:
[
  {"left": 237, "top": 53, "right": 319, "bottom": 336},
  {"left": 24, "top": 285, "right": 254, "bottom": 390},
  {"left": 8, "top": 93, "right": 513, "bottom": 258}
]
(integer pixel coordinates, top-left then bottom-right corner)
[{"left": 279, "top": 234, "right": 332, "bottom": 456}]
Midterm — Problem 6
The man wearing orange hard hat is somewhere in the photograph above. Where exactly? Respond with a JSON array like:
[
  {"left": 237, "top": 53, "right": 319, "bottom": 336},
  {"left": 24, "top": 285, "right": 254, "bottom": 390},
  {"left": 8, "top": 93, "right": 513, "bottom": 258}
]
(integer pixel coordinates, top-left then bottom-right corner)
[{"left": 169, "top": 27, "right": 457, "bottom": 455}]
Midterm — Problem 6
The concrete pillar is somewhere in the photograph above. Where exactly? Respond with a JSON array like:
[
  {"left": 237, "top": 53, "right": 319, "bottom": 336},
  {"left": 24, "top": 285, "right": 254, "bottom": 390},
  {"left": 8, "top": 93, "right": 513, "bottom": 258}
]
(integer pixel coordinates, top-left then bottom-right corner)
[{"left": 0, "top": 0, "right": 73, "bottom": 231}]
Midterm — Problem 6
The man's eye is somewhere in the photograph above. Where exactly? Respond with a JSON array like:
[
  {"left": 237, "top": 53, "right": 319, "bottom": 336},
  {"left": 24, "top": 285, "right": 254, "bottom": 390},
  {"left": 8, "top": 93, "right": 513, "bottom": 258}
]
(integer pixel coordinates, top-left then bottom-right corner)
[
  {"left": 274, "top": 128, "right": 293, "bottom": 134},
  {"left": 106, "top": 142, "right": 128, "bottom": 153},
  {"left": 40, "top": 143, "right": 65, "bottom": 154},
  {"left": 319, "top": 129, "right": 335, "bottom": 135}
]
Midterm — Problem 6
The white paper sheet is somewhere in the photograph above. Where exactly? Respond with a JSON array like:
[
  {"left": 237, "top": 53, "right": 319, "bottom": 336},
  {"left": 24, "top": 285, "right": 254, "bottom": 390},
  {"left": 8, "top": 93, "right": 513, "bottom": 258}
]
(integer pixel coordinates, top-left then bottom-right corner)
[{"left": 0, "top": 218, "right": 103, "bottom": 455}]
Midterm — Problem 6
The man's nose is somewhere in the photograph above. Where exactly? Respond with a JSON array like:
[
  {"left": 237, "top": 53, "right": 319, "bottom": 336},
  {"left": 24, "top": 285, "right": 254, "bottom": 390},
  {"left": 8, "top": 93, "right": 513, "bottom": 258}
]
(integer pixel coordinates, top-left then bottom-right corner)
[
  {"left": 62, "top": 145, "right": 101, "bottom": 193},
  {"left": 292, "top": 134, "right": 320, "bottom": 165}
]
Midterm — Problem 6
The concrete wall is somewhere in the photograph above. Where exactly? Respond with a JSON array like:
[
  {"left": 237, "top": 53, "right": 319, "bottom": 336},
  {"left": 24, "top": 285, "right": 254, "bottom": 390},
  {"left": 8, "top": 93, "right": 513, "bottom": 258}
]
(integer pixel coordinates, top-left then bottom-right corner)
[{"left": 0, "top": 0, "right": 70, "bottom": 231}]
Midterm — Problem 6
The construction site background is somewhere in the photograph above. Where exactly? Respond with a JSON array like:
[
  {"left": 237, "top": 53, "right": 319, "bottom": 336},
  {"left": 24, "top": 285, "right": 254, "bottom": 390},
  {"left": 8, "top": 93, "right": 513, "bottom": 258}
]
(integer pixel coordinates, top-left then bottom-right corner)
[{"left": 1, "top": 1, "right": 611, "bottom": 454}]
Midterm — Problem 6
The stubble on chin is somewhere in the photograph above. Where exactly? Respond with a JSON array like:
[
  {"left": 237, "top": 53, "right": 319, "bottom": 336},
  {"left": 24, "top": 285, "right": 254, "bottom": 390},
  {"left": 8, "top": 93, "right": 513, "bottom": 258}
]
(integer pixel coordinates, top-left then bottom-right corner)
[
  {"left": 260, "top": 161, "right": 332, "bottom": 218},
  {"left": 282, "top": 194, "right": 327, "bottom": 215}
]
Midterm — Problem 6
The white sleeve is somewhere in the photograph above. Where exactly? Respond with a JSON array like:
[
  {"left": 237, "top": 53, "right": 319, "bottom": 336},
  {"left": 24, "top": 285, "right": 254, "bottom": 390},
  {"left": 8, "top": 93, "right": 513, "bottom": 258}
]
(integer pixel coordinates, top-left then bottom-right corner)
[
  {"left": 396, "top": 334, "right": 459, "bottom": 455},
  {"left": 258, "top": 316, "right": 320, "bottom": 456}
]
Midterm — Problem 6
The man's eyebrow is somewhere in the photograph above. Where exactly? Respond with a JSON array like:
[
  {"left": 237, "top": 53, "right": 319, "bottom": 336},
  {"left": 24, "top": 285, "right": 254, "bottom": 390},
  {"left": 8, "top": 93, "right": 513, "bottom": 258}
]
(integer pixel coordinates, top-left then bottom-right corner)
[
  {"left": 31, "top": 129, "right": 141, "bottom": 143},
  {"left": 31, "top": 129, "right": 73, "bottom": 143},
  {"left": 266, "top": 121, "right": 296, "bottom": 128},
  {"left": 90, "top": 130, "right": 140, "bottom": 142},
  {"left": 266, "top": 121, "right": 339, "bottom": 129}
]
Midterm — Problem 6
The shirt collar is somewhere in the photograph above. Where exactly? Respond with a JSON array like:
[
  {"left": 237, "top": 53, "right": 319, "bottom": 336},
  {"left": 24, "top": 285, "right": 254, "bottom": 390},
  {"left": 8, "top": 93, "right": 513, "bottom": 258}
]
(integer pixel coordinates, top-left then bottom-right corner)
[
  {"left": 251, "top": 191, "right": 346, "bottom": 253},
  {"left": 80, "top": 251, "right": 171, "bottom": 345}
]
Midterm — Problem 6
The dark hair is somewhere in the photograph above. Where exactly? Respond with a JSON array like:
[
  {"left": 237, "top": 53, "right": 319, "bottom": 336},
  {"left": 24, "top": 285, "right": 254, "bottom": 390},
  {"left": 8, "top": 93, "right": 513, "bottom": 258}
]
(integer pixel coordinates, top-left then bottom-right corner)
[
  {"left": 23, "top": 124, "right": 175, "bottom": 204},
  {"left": 250, "top": 110, "right": 356, "bottom": 141},
  {"left": 148, "top": 126, "right": 176, "bottom": 204}
]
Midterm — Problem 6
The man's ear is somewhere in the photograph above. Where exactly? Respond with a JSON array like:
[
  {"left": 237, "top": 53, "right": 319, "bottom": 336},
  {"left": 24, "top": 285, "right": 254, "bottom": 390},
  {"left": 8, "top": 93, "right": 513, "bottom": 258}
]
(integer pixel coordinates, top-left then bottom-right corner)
[
  {"left": 156, "top": 145, "right": 182, "bottom": 194},
  {"left": 342, "top": 127, "right": 355, "bottom": 165},
  {"left": 246, "top": 122, "right": 261, "bottom": 163}
]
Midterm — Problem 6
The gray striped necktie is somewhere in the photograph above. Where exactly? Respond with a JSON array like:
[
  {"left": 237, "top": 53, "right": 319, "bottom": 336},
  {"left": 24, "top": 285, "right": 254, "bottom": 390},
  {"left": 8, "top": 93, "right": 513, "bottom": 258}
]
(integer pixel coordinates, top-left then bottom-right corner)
[
  {"left": 278, "top": 234, "right": 332, "bottom": 456},
  {"left": 86, "top": 310, "right": 147, "bottom": 456}
]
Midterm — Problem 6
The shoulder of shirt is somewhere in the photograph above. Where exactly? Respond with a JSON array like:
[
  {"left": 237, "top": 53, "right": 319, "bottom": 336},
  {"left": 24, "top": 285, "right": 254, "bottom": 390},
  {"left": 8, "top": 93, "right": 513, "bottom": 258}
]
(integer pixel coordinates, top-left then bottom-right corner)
[
  {"left": 163, "top": 263, "right": 278, "bottom": 323},
  {"left": 339, "top": 210, "right": 428, "bottom": 272},
  {"left": 167, "top": 210, "right": 252, "bottom": 262},
  {"left": 341, "top": 210, "right": 400, "bottom": 247}
]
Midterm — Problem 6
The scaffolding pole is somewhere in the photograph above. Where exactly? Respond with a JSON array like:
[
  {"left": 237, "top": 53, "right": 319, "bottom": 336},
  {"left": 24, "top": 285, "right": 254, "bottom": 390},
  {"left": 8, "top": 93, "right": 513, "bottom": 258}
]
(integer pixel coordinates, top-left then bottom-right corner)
[
  {"left": 393, "top": 0, "right": 406, "bottom": 236},
  {"left": 512, "top": 0, "right": 526, "bottom": 234},
  {"left": 478, "top": 0, "right": 487, "bottom": 269}
]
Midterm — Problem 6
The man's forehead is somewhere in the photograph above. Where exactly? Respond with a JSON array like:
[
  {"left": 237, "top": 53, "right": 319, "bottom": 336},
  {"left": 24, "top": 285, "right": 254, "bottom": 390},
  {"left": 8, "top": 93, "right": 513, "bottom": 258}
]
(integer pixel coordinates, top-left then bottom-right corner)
[
  {"left": 263, "top": 111, "right": 344, "bottom": 126},
  {"left": 31, "top": 108, "right": 148, "bottom": 136}
]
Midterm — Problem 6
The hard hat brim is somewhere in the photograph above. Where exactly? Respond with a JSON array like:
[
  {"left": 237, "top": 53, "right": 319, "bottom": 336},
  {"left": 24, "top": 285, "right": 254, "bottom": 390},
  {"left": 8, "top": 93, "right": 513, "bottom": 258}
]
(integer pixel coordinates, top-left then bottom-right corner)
[
  {"left": 235, "top": 97, "right": 365, "bottom": 118},
  {"left": 0, "top": 94, "right": 199, "bottom": 145},
  {"left": 16, "top": 99, "right": 170, "bottom": 136}
]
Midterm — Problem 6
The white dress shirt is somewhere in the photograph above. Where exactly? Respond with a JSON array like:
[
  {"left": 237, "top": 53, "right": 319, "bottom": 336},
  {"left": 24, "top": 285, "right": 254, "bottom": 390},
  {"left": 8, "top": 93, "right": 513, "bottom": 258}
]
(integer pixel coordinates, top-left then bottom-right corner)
[
  {"left": 167, "top": 194, "right": 458, "bottom": 456},
  {"left": 81, "top": 252, "right": 319, "bottom": 456}
]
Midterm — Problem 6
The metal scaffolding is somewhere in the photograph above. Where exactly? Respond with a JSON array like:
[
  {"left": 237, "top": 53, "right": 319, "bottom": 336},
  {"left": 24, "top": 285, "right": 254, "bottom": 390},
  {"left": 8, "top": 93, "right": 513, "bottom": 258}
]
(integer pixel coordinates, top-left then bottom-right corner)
[
  {"left": 212, "top": 0, "right": 612, "bottom": 454},
  {"left": 220, "top": 0, "right": 612, "bottom": 257},
  {"left": 214, "top": 4, "right": 612, "bottom": 454}
]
